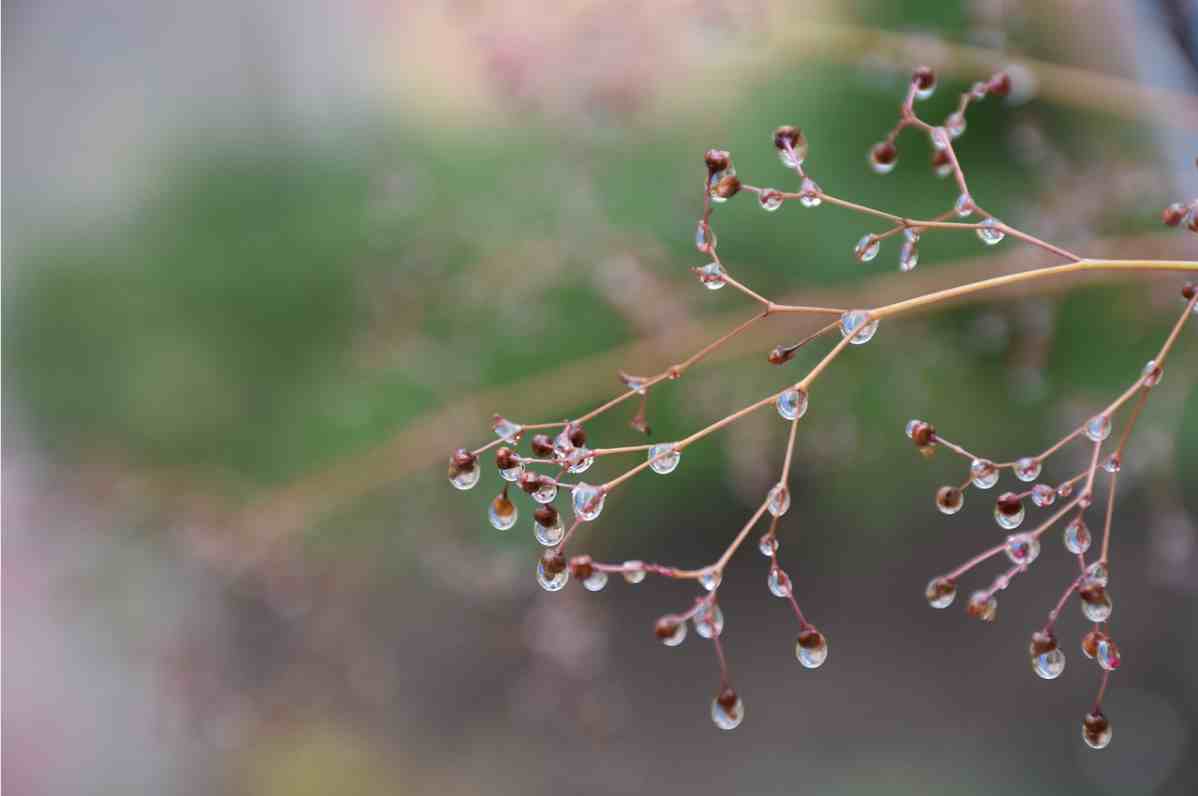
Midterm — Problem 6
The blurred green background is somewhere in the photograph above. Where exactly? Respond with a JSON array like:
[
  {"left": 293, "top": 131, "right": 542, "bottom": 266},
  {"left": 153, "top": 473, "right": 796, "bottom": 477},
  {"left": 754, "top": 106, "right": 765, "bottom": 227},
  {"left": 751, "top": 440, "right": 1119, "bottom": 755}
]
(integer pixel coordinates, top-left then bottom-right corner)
[{"left": 4, "top": 1, "right": 1198, "bottom": 794}]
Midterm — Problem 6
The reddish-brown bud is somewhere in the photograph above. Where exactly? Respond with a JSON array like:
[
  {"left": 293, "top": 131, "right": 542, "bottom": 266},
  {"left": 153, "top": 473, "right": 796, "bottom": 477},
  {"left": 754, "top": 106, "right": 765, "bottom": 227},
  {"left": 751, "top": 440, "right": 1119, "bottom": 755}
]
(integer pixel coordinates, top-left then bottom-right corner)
[
  {"left": 713, "top": 174, "right": 742, "bottom": 199},
  {"left": 568, "top": 555, "right": 594, "bottom": 580},
  {"left": 1162, "top": 202, "right": 1186, "bottom": 227},
  {"left": 564, "top": 422, "right": 587, "bottom": 448},
  {"left": 936, "top": 486, "right": 964, "bottom": 513},
  {"left": 988, "top": 71, "right": 1012, "bottom": 96},
  {"left": 655, "top": 617, "right": 680, "bottom": 639},
  {"left": 909, "top": 421, "right": 936, "bottom": 448},
  {"left": 1083, "top": 710, "right": 1110, "bottom": 742},
  {"left": 912, "top": 65, "right": 936, "bottom": 92},
  {"left": 871, "top": 140, "right": 897, "bottom": 165},
  {"left": 518, "top": 470, "right": 541, "bottom": 494},
  {"left": 768, "top": 345, "right": 795, "bottom": 365},
  {"left": 773, "top": 125, "right": 803, "bottom": 151},
  {"left": 1079, "top": 582, "right": 1107, "bottom": 604},
  {"left": 539, "top": 549, "right": 566, "bottom": 576},
  {"left": 530, "top": 433, "right": 554, "bottom": 456},
  {"left": 1183, "top": 281, "right": 1197, "bottom": 302},
  {"left": 716, "top": 685, "right": 739, "bottom": 710},
  {"left": 534, "top": 504, "right": 559, "bottom": 528},
  {"left": 704, "top": 148, "right": 731, "bottom": 174},
  {"left": 495, "top": 446, "right": 517, "bottom": 470},
  {"left": 1081, "top": 629, "right": 1108, "bottom": 659},
  {"left": 451, "top": 448, "right": 476, "bottom": 469},
  {"left": 996, "top": 492, "right": 1023, "bottom": 517},
  {"left": 1029, "top": 630, "right": 1057, "bottom": 656},
  {"left": 931, "top": 148, "right": 951, "bottom": 170}
]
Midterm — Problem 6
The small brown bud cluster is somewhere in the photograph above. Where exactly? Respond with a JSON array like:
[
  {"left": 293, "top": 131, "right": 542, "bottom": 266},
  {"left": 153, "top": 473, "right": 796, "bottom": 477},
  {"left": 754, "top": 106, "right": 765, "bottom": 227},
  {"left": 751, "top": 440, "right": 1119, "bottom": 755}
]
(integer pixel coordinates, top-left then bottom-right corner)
[
  {"left": 448, "top": 448, "right": 477, "bottom": 478},
  {"left": 704, "top": 148, "right": 731, "bottom": 175},
  {"left": 908, "top": 420, "right": 936, "bottom": 449},
  {"left": 495, "top": 446, "right": 517, "bottom": 470},
  {"left": 1083, "top": 711, "right": 1112, "bottom": 749},
  {"left": 563, "top": 422, "right": 587, "bottom": 448},
  {"left": 1029, "top": 630, "right": 1057, "bottom": 656}
]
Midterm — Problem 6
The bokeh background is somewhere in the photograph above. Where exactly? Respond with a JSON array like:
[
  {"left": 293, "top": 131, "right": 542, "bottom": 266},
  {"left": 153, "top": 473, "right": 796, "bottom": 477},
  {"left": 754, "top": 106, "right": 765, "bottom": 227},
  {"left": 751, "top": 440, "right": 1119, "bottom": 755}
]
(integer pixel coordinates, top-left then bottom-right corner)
[{"left": 4, "top": 1, "right": 1198, "bottom": 794}]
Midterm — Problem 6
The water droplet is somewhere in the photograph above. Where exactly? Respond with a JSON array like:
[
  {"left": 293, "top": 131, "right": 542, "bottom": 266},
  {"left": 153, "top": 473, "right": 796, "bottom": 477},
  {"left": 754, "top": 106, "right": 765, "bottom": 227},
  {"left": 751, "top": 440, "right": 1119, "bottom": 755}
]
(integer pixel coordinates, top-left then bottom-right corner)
[
  {"left": 767, "top": 483, "right": 791, "bottom": 517},
  {"left": 699, "top": 570, "right": 721, "bottom": 592},
  {"left": 696, "top": 262, "right": 726, "bottom": 290},
  {"left": 798, "top": 178, "right": 822, "bottom": 207},
  {"left": 839, "top": 310, "right": 879, "bottom": 344},
  {"left": 489, "top": 494, "right": 518, "bottom": 530},
  {"left": 1102, "top": 453, "right": 1120, "bottom": 473},
  {"left": 758, "top": 534, "right": 778, "bottom": 557},
  {"left": 1096, "top": 638, "right": 1121, "bottom": 671},
  {"left": 1004, "top": 533, "right": 1040, "bottom": 564},
  {"left": 1080, "top": 588, "right": 1112, "bottom": 622},
  {"left": 1063, "top": 517, "right": 1091, "bottom": 554},
  {"left": 566, "top": 448, "right": 594, "bottom": 474},
  {"left": 970, "top": 458, "right": 999, "bottom": 489},
  {"left": 776, "top": 388, "right": 808, "bottom": 421},
  {"left": 710, "top": 692, "right": 744, "bottom": 730},
  {"left": 583, "top": 570, "right": 608, "bottom": 592},
  {"left": 1014, "top": 457, "right": 1041, "bottom": 482},
  {"left": 532, "top": 480, "right": 558, "bottom": 504},
  {"left": 571, "top": 482, "right": 605, "bottom": 521},
  {"left": 795, "top": 628, "right": 828, "bottom": 669},
  {"left": 492, "top": 416, "right": 523, "bottom": 443},
  {"left": 623, "top": 562, "right": 646, "bottom": 584},
  {"left": 1085, "top": 415, "right": 1111, "bottom": 442},
  {"left": 925, "top": 576, "right": 956, "bottom": 608},
  {"left": 758, "top": 190, "right": 784, "bottom": 212},
  {"left": 945, "top": 112, "right": 967, "bottom": 138},
  {"left": 936, "top": 486, "right": 964, "bottom": 515},
  {"left": 449, "top": 460, "right": 481, "bottom": 491},
  {"left": 1082, "top": 711, "right": 1112, "bottom": 750},
  {"left": 854, "top": 234, "right": 880, "bottom": 263},
  {"left": 648, "top": 443, "right": 681, "bottom": 475},
  {"left": 657, "top": 618, "right": 686, "bottom": 646},
  {"left": 1141, "top": 360, "right": 1162, "bottom": 387},
  {"left": 536, "top": 558, "right": 569, "bottom": 591},
  {"left": 534, "top": 508, "right": 564, "bottom": 546},
  {"left": 767, "top": 567, "right": 792, "bottom": 597},
  {"left": 1057, "top": 481, "right": 1074, "bottom": 499},
  {"left": 693, "top": 603, "right": 724, "bottom": 638},
  {"left": 954, "top": 193, "right": 973, "bottom": 218},
  {"left": 499, "top": 463, "right": 524, "bottom": 482},
  {"left": 1085, "top": 561, "right": 1109, "bottom": 586},
  {"left": 966, "top": 590, "right": 997, "bottom": 621},
  {"left": 976, "top": 217, "right": 1005, "bottom": 245},
  {"left": 1032, "top": 648, "right": 1066, "bottom": 679},
  {"left": 994, "top": 493, "right": 1025, "bottom": 530},
  {"left": 1031, "top": 484, "right": 1055, "bottom": 507},
  {"left": 695, "top": 221, "right": 714, "bottom": 252},
  {"left": 899, "top": 239, "right": 919, "bottom": 272}
]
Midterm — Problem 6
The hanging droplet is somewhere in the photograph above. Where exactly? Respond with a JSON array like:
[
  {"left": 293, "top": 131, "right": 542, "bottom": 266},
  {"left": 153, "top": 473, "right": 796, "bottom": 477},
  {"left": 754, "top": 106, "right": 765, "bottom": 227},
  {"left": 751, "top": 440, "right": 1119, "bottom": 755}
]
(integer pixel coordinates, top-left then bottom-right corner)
[
  {"left": 776, "top": 388, "right": 808, "bottom": 421},
  {"left": 839, "top": 310, "right": 879, "bottom": 344},
  {"left": 1096, "top": 637, "right": 1121, "bottom": 671},
  {"left": 936, "top": 486, "right": 965, "bottom": 515},
  {"left": 794, "top": 627, "right": 829, "bottom": 669},
  {"left": 954, "top": 193, "right": 973, "bottom": 218},
  {"left": 1081, "top": 629, "right": 1107, "bottom": 659},
  {"left": 696, "top": 262, "right": 727, "bottom": 290},
  {"left": 693, "top": 603, "right": 724, "bottom": 638},
  {"left": 773, "top": 126, "right": 808, "bottom": 168},
  {"left": 583, "top": 570, "right": 608, "bottom": 592},
  {"left": 994, "top": 492, "right": 1025, "bottom": 530},
  {"left": 566, "top": 448, "right": 594, "bottom": 474},
  {"left": 1085, "top": 415, "right": 1111, "bottom": 442},
  {"left": 767, "top": 567, "right": 792, "bottom": 598},
  {"left": 966, "top": 591, "right": 997, "bottom": 622},
  {"left": 976, "top": 217, "right": 1005, "bottom": 245},
  {"left": 758, "top": 533, "right": 778, "bottom": 557},
  {"left": 925, "top": 576, "right": 957, "bottom": 608},
  {"left": 1141, "top": 359, "right": 1162, "bottom": 387},
  {"left": 499, "top": 462, "right": 524, "bottom": 482},
  {"left": 1005, "top": 533, "right": 1040, "bottom": 565},
  {"left": 945, "top": 112, "right": 967, "bottom": 138},
  {"left": 1057, "top": 481, "right": 1074, "bottom": 499},
  {"left": 758, "top": 189, "right": 784, "bottom": 212},
  {"left": 798, "top": 177, "right": 822, "bottom": 207},
  {"left": 489, "top": 494, "right": 518, "bottom": 530},
  {"left": 869, "top": 141, "right": 898, "bottom": 174},
  {"left": 1085, "top": 561, "right": 1109, "bottom": 586},
  {"left": 699, "top": 570, "right": 722, "bottom": 592},
  {"left": 695, "top": 221, "right": 714, "bottom": 253},
  {"left": 623, "top": 561, "right": 646, "bottom": 584},
  {"left": 533, "top": 506, "right": 565, "bottom": 546},
  {"left": 767, "top": 483, "right": 791, "bottom": 517},
  {"left": 571, "top": 482, "right": 606, "bottom": 521},
  {"left": 1064, "top": 517, "right": 1091, "bottom": 555},
  {"left": 1030, "top": 484, "right": 1055, "bottom": 507},
  {"left": 532, "top": 480, "right": 558, "bottom": 505},
  {"left": 710, "top": 688, "right": 744, "bottom": 730},
  {"left": 912, "top": 66, "right": 936, "bottom": 100},
  {"left": 1102, "top": 454, "right": 1121, "bottom": 473},
  {"left": 536, "top": 551, "right": 569, "bottom": 592},
  {"left": 969, "top": 458, "right": 999, "bottom": 489},
  {"left": 655, "top": 617, "right": 686, "bottom": 646},
  {"left": 647, "top": 443, "right": 681, "bottom": 475},
  {"left": 1082, "top": 711, "right": 1112, "bottom": 750},
  {"left": 1031, "top": 648, "right": 1066, "bottom": 679},
  {"left": 899, "top": 239, "right": 919, "bottom": 272},
  {"left": 854, "top": 234, "right": 880, "bottom": 263},
  {"left": 1013, "top": 457, "right": 1041, "bottom": 482},
  {"left": 448, "top": 450, "right": 481, "bottom": 491},
  {"left": 492, "top": 415, "right": 523, "bottom": 443},
  {"left": 1079, "top": 584, "right": 1113, "bottom": 622}
]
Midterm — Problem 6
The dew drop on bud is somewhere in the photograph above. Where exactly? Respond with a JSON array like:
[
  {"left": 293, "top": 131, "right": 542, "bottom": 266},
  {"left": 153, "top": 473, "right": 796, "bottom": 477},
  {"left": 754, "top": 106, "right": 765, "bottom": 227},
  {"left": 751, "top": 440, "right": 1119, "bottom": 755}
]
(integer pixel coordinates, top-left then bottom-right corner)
[
  {"left": 448, "top": 454, "right": 481, "bottom": 491},
  {"left": 1085, "top": 415, "right": 1111, "bottom": 442},
  {"left": 536, "top": 552, "right": 569, "bottom": 592},
  {"left": 912, "top": 66, "right": 936, "bottom": 100},
  {"left": 758, "top": 533, "right": 779, "bottom": 557},
  {"left": 693, "top": 603, "right": 724, "bottom": 638},
  {"left": 489, "top": 494, "right": 518, "bottom": 530},
  {"left": 695, "top": 221, "right": 714, "bottom": 252},
  {"left": 936, "top": 486, "right": 965, "bottom": 515},
  {"left": 1141, "top": 360, "right": 1162, "bottom": 387},
  {"left": 994, "top": 492, "right": 1025, "bottom": 530},
  {"left": 1082, "top": 711, "right": 1112, "bottom": 750},
  {"left": 899, "top": 239, "right": 919, "bottom": 272},
  {"left": 1013, "top": 457, "right": 1041, "bottom": 482},
  {"left": 695, "top": 262, "right": 726, "bottom": 290},
  {"left": 656, "top": 617, "right": 686, "bottom": 646},
  {"left": 711, "top": 688, "right": 744, "bottom": 730},
  {"left": 767, "top": 567, "right": 792, "bottom": 598},
  {"left": 970, "top": 458, "right": 999, "bottom": 489},
  {"left": 571, "top": 482, "right": 605, "bottom": 521},
  {"left": 945, "top": 112, "right": 967, "bottom": 138},
  {"left": 1081, "top": 629, "right": 1106, "bottom": 659},
  {"left": 839, "top": 310, "right": 879, "bottom": 344},
  {"left": 648, "top": 443, "right": 681, "bottom": 475},
  {"left": 976, "top": 217, "right": 1005, "bottom": 245},
  {"left": 758, "top": 189, "right": 784, "bottom": 212},
  {"left": 795, "top": 628, "right": 829, "bottom": 669},
  {"left": 700, "top": 570, "right": 722, "bottom": 592},
  {"left": 954, "top": 193, "right": 973, "bottom": 218},
  {"left": 1030, "top": 484, "right": 1055, "bottom": 507},
  {"left": 798, "top": 177, "right": 822, "bottom": 207},
  {"left": 533, "top": 508, "right": 565, "bottom": 546},
  {"left": 854, "top": 234, "right": 880, "bottom": 263},
  {"left": 583, "top": 570, "right": 608, "bottom": 592},
  {"left": 1097, "top": 637, "right": 1121, "bottom": 671},
  {"left": 1031, "top": 648, "right": 1066, "bottom": 679},
  {"left": 869, "top": 141, "right": 898, "bottom": 174},
  {"left": 966, "top": 590, "right": 997, "bottom": 621},
  {"left": 1102, "top": 454, "right": 1121, "bottom": 474},
  {"left": 767, "top": 483, "right": 791, "bottom": 517},
  {"left": 1005, "top": 533, "right": 1040, "bottom": 564},
  {"left": 776, "top": 388, "right": 808, "bottom": 421},
  {"left": 623, "top": 561, "right": 646, "bottom": 584},
  {"left": 925, "top": 576, "right": 956, "bottom": 608},
  {"left": 1063, "top": 517, "right": 1091, "bottom": 555},
  {"left": 1085, "top": 561, "right": 1109, "bottom": 586},
  {"left": 492, "top": 416, "right": 523, "bottom": 443},
  {"left": 532, "top": 480, "right": 558, "bottom": 505},
  {"left": 1080, "top": 585, "right": 1113, "bottom": 622}
]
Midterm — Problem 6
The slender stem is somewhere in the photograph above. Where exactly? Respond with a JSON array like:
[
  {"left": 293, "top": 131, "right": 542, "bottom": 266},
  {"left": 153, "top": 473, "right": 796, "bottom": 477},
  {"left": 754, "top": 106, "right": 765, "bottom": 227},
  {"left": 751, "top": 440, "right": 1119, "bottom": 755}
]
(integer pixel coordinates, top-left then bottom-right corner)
[{"left": 1100, "top": 472, "right": 1118, "bottom": 565}]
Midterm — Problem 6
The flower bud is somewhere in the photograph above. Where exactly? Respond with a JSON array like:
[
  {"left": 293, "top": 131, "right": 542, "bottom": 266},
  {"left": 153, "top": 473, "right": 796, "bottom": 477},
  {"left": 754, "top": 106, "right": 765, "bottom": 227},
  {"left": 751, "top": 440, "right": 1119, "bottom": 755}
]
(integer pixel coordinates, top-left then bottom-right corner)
[
  {"left": 713, "top": 174, "right": 742, "bottom": 199},
  {"left": 704, "top": 149, "right": 731, "bottom": 174},
  {"left": 530, "top": 434, "right": 554, "bottom": 457}
]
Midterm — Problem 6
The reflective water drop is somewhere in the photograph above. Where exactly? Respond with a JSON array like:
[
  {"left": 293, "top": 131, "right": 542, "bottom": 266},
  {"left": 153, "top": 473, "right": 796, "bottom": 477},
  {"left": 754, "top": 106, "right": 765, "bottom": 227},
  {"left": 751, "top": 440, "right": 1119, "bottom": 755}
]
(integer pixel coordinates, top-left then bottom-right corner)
[
  {"left": 1141, "top": 359, "right": 1162, "bottom": 387},
  {"left": 976, "top": 217, "right": 1005, "bottom": 245},
  {"left": 699, "top": 570, "right": 721, "bottom": 592},
  {"left": 696, "top": 262, "right": 726, "bottom": 290},
  {"left": 648, "top": 443, "right": 681, "bottom": 475},
  {"left": 954, "top": 192, "right": 973, "bottom": 217},
  {"left": 839, "top": 310, "right": 879, "bottom": 344},
  {"left": 1014, "top": 457, "right": 1041, "bottom": 482},
  {"left": 532, "top": 480, "right": 558, "bottom": 505},
  {"left": 1032, "top": 648, "right": 1066, "bottom": 679},
  {"left": 798, "top": 177, "right": 822, "bottom": 207},
  {"left": 854, "top": 234, "right": 880, "bottom": 263},
  {"left": 492, "top": 416, "right": 523, "bottom": 443},
  {"left": 899, "top": 239, "right": 919, "bottom": 272},
  {"left": 1082, "top": 711, "right": 1112, "bottom": 750},
  {"left": 1031, "top": 484, "right": 1055, "bottom": 507},
  {"left": 758, "top": 533, "right": 778, "bottom": 557},
  {"left": 583, "top": 570, "right": 608, "bottom": 592},
  {"left": 936, "top": 486, "right": 964, "bottom": 515},
  {"left": 776, "top": 388, "right": 808, "bottom": 421},
  {"left": 536, "top": 556, "right": 569, "bottom": 592},
  {"left": 945, "top": 112, "right": 967, "bottom": 138},
  {"left": 623, "top": 561, "right": 646, "bottom": 584},
  {"left": 656, "top": 618, "right": 686, "bottom": 646},
  {"left": 1005, "top": 533, "right": 1040, "bottom": 565},
  {"left": 767, "top": 568, "right": 792, "bottom": 598},
  {"left": 571, "top": 482, "right": 606, "bottom": 521},
  {"left": 970, "top": 458, "right": 999, "bottom": 489},
  {"left": 767, "top": 483, "right": 791, "bottom": 517},
  {"left": 795, "top": 628, "right": 828, "bottom": 669},
  {"left": 1085, "top": 415, "right": 1111, "bottom": 442},
  {"left": 449, "top": 461, "right": 481, "bottom": 491},
  {"left": 693, "top": 603, "right": 724, "bottom": 638},
  {"left": 758, "top": 189, "right": 784, "bottom": 212},
  {"left": 1064, "top": 517, "right": 1091, "bottom": 555},
  {"left": 489, "top": 494, "right": 518, "bottom": 530},
  {"left": 925, "top": 576, "right": 957, "bottom": 608},
  {"left": 966, "top": 590, "right": 997, "bottom": 621},
  {"left": 711, "top": 691, "right": 744, "bottom": 730},
  {"left": 1096, "top": 638, "right": 1121, "bottom": 671}
]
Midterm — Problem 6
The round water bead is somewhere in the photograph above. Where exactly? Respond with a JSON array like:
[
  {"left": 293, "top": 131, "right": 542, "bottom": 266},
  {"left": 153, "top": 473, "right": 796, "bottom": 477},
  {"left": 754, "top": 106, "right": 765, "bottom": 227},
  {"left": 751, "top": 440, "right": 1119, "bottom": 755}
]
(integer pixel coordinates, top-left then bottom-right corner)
[
  {"left": 583, "top": 570, "right": 608, "bottom": 592},
  {"left": 449, "top": 460, "right": 481, "bottom": 491},
  {"left": 795, "top": 628, "right": 828, "bottom": 669},
  {"left": 1102, "top": 454, "right": 1120, "bottom": 473},
  {"left": 571, "top": 482, "right": 606, "bottom": 521},
  {"left": 854, "top": 234, "right": 880, "bottom": 263},
  {"left": 1081, "top": 629, "right": 1107, "bottom": 659},
  {"left": 758, "top": 533, "right": 779, "bottom": 557},
  {"left": 839, "top": 310, "right": 879, "bottom": 344},
  {"left": 1085, "top": 415, "right": 1111, "bottom": 442},
  {"left": 798, "top": 178, "right": 822, "bottom": 207},
  {"left": 536, "top": 554, "right": 569, "bottom": 592},
  {"left": 711, "top": 690, "right": 744, "bottom": 730},
  {"left": 976, "top": 217, "right": 1005, "bottom": 245},
  {"left": 1141, "top": 359, "right": 1162, "bottom": 387},
  {"left": 656, "top": 618, "right": 686, "bottom": 647},
  {"left": 970, "top": 458, "right": 999, "bottom": 489},
  {"left": 1005, "top": 533, "right": 1040, "bottom": 565},
  {"left": 699, "top": 570, "right": 722, "bottom": 592},
  {"left": 622, "top": 561, "right": 646, "bottom": 584},
  {"left": 693, "top": 604, "right": 724, "bottom": 638},
  {"left": 1085, "top": 561, "right": 1109, "bottom": 586},
  {"left": 954, "top": 192, "right": 973, "bottom": 217},
  {"left": 1064, "top": 517, "right": 1091, "bottom": 555},
  {"left": 532, "top": 480, "right": 558, "bottom": 504},
  {"left": 936, "top": 486, "right": 965, "bottom": 515},
  {"left": 899, "top": 239, "right": 919, "bottom": 272},
  {"left": 1096, "top": 637, "right": 1121, "bottom": 671},
  {"left": 767, "top": 484, "right": 791, "bottom": 517},
  {"left": 1014, "top": 457, "right": 1041, "bottom": 482},
  {"left": 566, "top": 448, "right": 594, "bottom": 474},
  {"left": 695, "top": 221, "right": 713, "bottom": 252},
  {"left": 946, "top": 112, "right": 967, "bottom": 138},
  {"left": 1080, "top": 587, "right": 1113, "bottom": 622},
  {"left": 697, "top": 262, "right": 727, "bottom": 290},
  {"left": 1032, "top": 648, "right": 1066, "bottom": 679},
  {"left": 1082, "top": 711, "right": 1112, "bottom": 750},
  {"left": 534, "top": 509, "right": 565, "bottom": 546},
  {"left": 966, "top": 591, "right": 997, "bottom": 622},
  {"left": 767, "top": 568, "right": 792, "bottom": 598},
  {"left": 1030, "top": 484, "right": 1056, "bottom": 507},
  {"left": 648, "top": 443, "right": 680, "bottom": 475},
  {"left": 489, "top": 494, "right": 518, "bottom": 530},
  {"left": 776, "top": 388, "right": 808, "bottom": 421},
  {"left": 925, "top": 576, "right": 957, "bottom": 609},
  {"left": 994, "top": 492, "right": 1025, "bottom": 530},
  {"left": 758, "top": 189, "right": 784, "bottom": 212}
]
